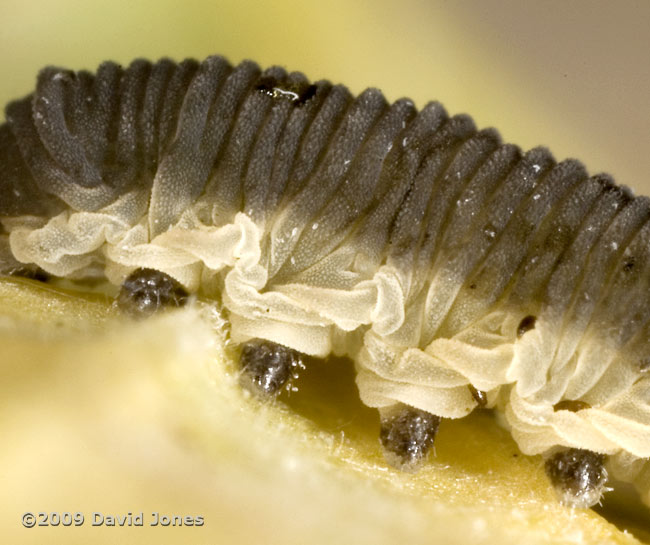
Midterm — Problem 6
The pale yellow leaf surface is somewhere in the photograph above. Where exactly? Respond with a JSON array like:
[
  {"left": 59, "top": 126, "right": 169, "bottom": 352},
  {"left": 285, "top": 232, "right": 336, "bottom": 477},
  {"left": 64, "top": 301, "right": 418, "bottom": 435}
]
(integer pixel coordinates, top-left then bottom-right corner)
[{"left": 0, "top": 277, "right": 647, "bottom": 544}]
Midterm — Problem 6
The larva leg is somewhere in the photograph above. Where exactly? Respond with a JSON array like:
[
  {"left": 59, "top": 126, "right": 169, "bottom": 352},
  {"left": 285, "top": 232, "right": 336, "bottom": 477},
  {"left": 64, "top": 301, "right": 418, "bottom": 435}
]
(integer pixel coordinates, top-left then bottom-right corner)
[
  {"left": 379, "top": 404, "right": 442, "bottom": 471},
  {"left": 238, "top": 338, "right": 305, "bottom": 397},
  {"left": 117, "top": 268, "right": 189, "bottom": 318},
  {"left": 544, "top": 448, "right": 608, "bottom": 508}
]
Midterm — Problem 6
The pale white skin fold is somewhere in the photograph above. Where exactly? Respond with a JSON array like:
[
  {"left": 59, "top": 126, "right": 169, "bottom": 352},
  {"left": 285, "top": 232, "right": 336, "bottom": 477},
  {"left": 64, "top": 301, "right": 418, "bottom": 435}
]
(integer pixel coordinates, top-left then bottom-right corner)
[{"left": 0, "top": 56, "right": 648, "bottom": 507}]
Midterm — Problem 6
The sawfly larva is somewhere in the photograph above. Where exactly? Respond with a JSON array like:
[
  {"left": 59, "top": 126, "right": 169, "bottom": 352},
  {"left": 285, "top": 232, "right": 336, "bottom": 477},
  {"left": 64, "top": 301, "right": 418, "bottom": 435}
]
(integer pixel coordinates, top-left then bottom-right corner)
[{"left": 1, "top": 55, "right": 649, "bottom": 510}]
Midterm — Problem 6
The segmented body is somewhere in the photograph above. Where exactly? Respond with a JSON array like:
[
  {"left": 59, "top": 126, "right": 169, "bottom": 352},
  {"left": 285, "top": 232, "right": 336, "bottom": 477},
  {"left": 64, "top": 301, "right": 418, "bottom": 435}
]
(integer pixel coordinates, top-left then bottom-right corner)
[{"left": 0, "top": 56, "right": 648, "bottom": 504}]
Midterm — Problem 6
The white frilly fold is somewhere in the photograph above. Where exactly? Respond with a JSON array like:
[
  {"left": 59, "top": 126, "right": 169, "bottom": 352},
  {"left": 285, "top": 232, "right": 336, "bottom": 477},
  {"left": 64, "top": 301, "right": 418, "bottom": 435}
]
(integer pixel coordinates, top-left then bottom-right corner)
[
  {"left": 5, "top": 198, "right": 406, "bottom": 355},
  {"left": 4, "top": 200, "right": 650, "bottom": 476}
]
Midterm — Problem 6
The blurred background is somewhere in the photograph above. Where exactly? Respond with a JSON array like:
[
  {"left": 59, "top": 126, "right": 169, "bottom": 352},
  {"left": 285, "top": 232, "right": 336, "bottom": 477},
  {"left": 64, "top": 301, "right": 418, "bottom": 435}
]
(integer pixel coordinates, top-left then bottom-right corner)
[
  {"left": 1, "top": 0, "right": 649, "bottom": 193},
  {"left": 1, "top": 2, "right": 649, "bottom": 544}
]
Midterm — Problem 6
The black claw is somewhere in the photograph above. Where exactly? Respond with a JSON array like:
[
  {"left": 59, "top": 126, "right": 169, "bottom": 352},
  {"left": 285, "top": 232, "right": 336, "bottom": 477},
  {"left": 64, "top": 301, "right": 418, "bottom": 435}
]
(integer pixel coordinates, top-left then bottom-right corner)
[
  {"left": 516, "top": 315, "right": 537, "bottom": 338},
  {"left": 468, "top": 385, "right": 488, "bottom": 407},
  {"left": 239, "top": 339, "right": 303, "bottom": 397},
  {"left": 545, "top": 448, "right": 608, "bottom": 508},
  {"left": 379, "top": 407, "right": 441, "bottom": 471},
  {"left": 117, "top": 268, "right": 189, "bottom": 318}
]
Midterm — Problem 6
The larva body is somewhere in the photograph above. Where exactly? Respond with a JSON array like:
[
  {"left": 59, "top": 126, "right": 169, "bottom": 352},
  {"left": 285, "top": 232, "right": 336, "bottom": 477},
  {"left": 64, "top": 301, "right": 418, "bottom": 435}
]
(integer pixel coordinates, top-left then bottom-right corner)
[{"left": 0, "top": 56, "right": 648, "bottom": 508}]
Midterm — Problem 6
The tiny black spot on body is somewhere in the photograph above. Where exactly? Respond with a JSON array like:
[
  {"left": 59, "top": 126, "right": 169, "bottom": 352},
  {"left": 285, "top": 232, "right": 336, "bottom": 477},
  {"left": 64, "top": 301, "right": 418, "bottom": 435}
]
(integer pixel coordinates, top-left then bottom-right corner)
[
  {"left": 468, "top": 385, "right": 488, "bottom": 407},
  {"left": 553, "top": 399, "right": 591, "bottom": 412},
  {"left": 295, "top": 84, "right": 318, "bottom": 105},
  {"left": 255, "top": 76, "right": 317, "bottom": 105},
  {"left": 545, "top": 448, "right": 608, "bottom": 508},
  {"left": 623, "top": 257, "right": 635, "bottom": 273},
  {"left": 239, "top": 338, "right": 304, "bottom": 397},
  {"left": 379, "top": 407, "right": 441, "bottom": 471},
  {"left": 117, "top": 268, "right": 189, "bottom": 318},
  {"left": 517, "top": 315, "right": 537, "bottom": 338},
  {"left": 255, "top": 75, "right": 281, "bottom": 96}
]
